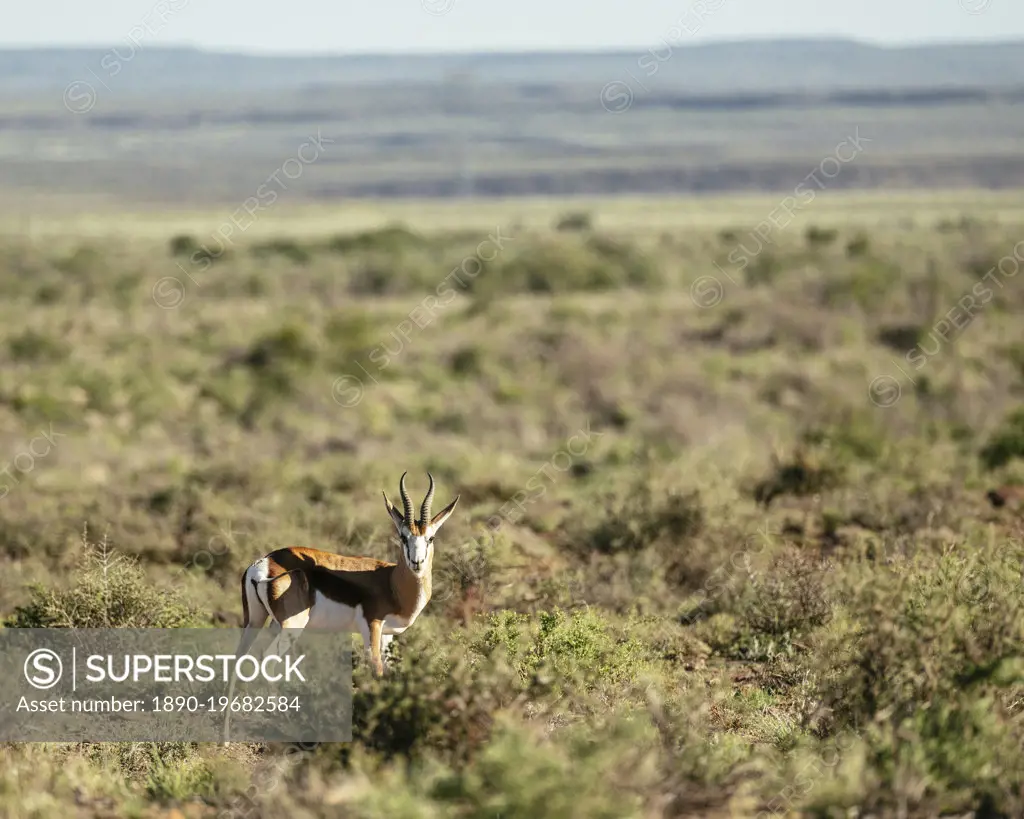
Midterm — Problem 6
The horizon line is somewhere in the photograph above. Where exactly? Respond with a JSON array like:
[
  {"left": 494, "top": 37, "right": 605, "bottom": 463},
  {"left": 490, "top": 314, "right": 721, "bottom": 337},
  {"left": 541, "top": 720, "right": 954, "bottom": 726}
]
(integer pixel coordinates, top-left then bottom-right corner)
[{"left": 2, "top": 33, "right": 1024, "bottom": 59}]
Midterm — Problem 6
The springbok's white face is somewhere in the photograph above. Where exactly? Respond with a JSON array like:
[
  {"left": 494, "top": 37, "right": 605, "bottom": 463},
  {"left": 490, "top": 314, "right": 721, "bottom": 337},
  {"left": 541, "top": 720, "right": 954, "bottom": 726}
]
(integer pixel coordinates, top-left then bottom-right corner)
[
  {"left": 398, "top": 527, "right": 433, "bottom": 576},
  {"left": 383, "top": 472, "right": 459, "bottom": 578}
]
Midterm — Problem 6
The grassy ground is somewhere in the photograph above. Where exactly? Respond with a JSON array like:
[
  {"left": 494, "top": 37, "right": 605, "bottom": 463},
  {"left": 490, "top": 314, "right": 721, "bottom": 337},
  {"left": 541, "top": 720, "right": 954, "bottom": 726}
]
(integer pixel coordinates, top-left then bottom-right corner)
[
  {"left": 1, "top": 191, "right": 1024, "bottom": 817},
  {"left": 9, "top": 188, "right": 1024, "bottom": 238}
]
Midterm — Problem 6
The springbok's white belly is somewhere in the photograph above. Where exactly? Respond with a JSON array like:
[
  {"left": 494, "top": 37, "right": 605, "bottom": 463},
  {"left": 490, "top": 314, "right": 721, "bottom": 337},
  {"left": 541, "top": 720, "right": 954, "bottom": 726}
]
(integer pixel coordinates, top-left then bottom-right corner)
[
  {"left": 383, "top": 614, "right": 412, "bottom": 634},
  {"left": 306, "top": 592, "right": 361, "bottom": 632},
  {"left": 305, "top": 592, "right": 420, "bottom": 636}
]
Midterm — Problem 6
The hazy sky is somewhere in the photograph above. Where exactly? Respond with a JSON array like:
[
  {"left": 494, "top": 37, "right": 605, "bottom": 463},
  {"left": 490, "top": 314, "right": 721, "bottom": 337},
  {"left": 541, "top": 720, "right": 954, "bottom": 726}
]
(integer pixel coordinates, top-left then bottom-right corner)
[{"left": 4, "top": 0, "right": 1023, "bottom": 53}]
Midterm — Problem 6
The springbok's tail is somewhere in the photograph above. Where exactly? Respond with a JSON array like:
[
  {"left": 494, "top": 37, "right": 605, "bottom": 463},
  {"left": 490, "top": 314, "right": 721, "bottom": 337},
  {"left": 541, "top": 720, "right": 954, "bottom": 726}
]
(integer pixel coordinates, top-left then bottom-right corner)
[{"left": 222, "top": 566, "right": 269, "bottom": 743}]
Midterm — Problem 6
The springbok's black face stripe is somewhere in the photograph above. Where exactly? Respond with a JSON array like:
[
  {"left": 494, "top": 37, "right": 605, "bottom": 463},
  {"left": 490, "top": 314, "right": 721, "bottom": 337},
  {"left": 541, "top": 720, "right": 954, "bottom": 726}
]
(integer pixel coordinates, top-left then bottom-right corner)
[{"left": 401, "top": 532, "right": 432, "bottom": 571}]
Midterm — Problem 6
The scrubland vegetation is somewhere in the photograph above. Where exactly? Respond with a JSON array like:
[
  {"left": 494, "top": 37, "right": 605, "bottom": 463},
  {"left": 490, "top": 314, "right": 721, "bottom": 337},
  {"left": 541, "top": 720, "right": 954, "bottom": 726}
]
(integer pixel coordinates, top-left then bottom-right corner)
[{"left": 1, "top": 195, "right": 1024, "bottom": 817}]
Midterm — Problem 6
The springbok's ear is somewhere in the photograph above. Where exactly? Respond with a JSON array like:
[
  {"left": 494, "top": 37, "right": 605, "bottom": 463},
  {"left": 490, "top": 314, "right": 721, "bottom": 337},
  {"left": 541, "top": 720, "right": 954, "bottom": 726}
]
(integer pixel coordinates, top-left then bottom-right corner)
[
  {"left": 382, "top": 492, "right": 406, "bottom": 533},
  {"left": 428, "top": 495, "right": 459, "bottom": 534}
]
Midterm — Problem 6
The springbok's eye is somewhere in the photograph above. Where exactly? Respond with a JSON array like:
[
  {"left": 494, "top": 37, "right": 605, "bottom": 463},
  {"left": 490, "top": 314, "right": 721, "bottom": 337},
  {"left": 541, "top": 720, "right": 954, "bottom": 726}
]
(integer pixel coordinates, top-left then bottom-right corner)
[{"left": 428, "top": 536, "right": 435, "bottom": 544}]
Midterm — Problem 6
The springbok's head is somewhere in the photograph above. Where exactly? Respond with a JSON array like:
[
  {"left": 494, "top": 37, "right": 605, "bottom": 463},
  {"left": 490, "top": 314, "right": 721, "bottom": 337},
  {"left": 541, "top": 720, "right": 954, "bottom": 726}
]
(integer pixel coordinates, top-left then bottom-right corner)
[{"left": 382, "top": 472, "right": 459, "bottom": 577}]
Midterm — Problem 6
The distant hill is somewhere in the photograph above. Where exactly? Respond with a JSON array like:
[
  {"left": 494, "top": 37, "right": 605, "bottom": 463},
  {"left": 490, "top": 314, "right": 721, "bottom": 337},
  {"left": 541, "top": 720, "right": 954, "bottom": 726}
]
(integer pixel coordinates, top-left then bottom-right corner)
[
  {"left": 1, "top": 38, "right": 1023, "bottom": 96},
  {"left": 3, "top": 38, "right": 1024, "bottom": 203}
]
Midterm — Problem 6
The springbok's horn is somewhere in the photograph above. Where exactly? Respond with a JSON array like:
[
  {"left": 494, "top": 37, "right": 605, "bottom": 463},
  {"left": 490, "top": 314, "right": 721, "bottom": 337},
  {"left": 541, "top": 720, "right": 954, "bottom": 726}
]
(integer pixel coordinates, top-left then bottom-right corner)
[
  {"left": 419, "top": 472, "right": 435, "bottom": 527},
  {"left": 399, "top": 472, "right": 414, "bottom": 524}
]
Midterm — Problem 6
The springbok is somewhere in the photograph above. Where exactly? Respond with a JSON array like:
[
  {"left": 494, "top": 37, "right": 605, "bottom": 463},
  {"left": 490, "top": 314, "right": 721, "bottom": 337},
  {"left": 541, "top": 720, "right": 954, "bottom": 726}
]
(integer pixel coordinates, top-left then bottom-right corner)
[{"left": 222, "top": 472, "right": 458, "bottom": 740}]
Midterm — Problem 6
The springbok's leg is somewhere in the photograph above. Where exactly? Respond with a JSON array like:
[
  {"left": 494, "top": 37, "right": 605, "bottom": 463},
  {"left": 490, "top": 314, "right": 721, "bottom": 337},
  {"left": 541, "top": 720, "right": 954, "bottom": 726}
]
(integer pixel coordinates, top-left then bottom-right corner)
[
  {"left": 223, "top": 570, "right": 271, "bottom": 743},
  {"left": 269, "top": 611, "right": 309, "bottom": 659},
  {"left": 380, "top": 633, "right": 394, "bottom": 672},
  {"left": 367, "top": 618, "right": 385, "bottom": 677},
  {"left": 225, "top": 570, "right": 309, "bottom": 742},
  {"left": 264, "top": 570, "right": 311, "bottom": 660}
]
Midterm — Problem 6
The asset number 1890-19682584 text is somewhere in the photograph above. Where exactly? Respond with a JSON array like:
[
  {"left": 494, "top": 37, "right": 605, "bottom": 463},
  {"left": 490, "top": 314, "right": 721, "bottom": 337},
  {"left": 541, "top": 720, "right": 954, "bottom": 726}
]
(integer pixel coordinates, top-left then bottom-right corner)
[{"left": 153, "top": 695, "right": 301, "bottom": 712}]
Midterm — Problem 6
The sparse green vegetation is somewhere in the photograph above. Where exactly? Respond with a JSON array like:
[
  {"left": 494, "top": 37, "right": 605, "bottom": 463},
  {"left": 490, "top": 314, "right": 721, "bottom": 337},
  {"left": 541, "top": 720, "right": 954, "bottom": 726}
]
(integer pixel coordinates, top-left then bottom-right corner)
[
  {"left": 555, "top": 211, "right": 594, "bottom": 232},
  {"left": 0, "top": 196, "right": 1023, "bottom": 818},
  {"left": 805, "top": 225, "right": 839, "bottom": 247},
  {"left": 980, "top": 408, "right": 1024, "bottom": 471},
  {"left": 6, "top": 526, "right": 202, "bottom": 629},
  {"left": 168, "top": 234, "right": 200, "bottom": 258}
]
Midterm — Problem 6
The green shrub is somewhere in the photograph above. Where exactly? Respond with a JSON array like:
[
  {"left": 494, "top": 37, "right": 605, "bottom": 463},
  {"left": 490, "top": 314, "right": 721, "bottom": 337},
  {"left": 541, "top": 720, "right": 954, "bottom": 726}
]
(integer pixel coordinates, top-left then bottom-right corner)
[
  {"left": 822, "top": 258, "right": 899, "bottom": 310},
  {"left": 6, "top": 526, "right": 202, "bottom": 628},
  {"left": 801, "top": 412, "right": 889, "bottom": 463},
  {"left": 168, "top": 234, "right": 199, "bottom": 257},
  {"left": 34, "top": 282, "right": 63, "bottom": 304},
  {"left": 290, "top": 718, "right": 647, "bottom": 818},
  {"left": 472, "top": 608, "right": 652, "bottom": 702},
  {"left": 350, "top": 624, "right": 517, "bottom": 766},
  {"left": 192, "top": 244, "right": 227, "bottom": 265},
  {"left": 449, "top": 345, "right": 483, "bottom": 378},
  {"left": 478, "top": 241, "right": 577, "bottom": 294},
  {"left": 1001, "top": 341, "right": 1024, "bottom": 380},
  {"left": 753, "top": 446, "right": 844, "bottom": 507},
  {"left": 6, "top": 328, "right": 70, "bottom": 362},
  {"left": 347, "top": 262, "right": 395, "bottom": 296},
  {"left": 743, "top": 251, "right": 782, "bottom": 286},
  {"left": 471, "top": 235, "right": 660, "bottom": 297},
  {"left": 577, "top": 475, "right": 704, "bottom": 555},
  {"left": 53, "top": 245, "right": 104, "bottom": 278},
  {"left": 212, "top": 322, "right": 321, "bottom": 426},
  {"left": 979, "top": 408, "right": 1024, "bottom": 470},
  {"left": 251, "top": 238, "right": 312, "bottom": 265},
  {"left": 426, "top": 718, "right": 644, "bottom": 819},
  {"left": 734, "top": 549, "right": 832, "bottom": 659},
  {"left": 241, "top": 323, "right": 319, "bottom": 373},
  {"left": 145, "top": 752, "right": 216, "bottom": 802},
  {"left": 876, "top": 323, "right": 924, "bottom": 353},
  {"left": 555, "top": 211, "right": 594, "bottom": 232},
  {"left": 964, "top": 250, "right": 1003, "bottom": 279},
  {"left": 846, "top": 233, "right": 870, "bottom": 258},
  {"left": 523, "top": 608, "right": 650, "bottom": 693},
  {"left": 857, "top": 696, "right": 1024, "bottom": 816},
  {"left": 585, "top": 235, "right": 661, "bottom": 287},
  {"left": 806, "top": 225, "right": 839, "bottom": 247},
  {"left": 817, "top": 541, "right": 1024, "bottom": 730},
  {"left": 692, "top": 547, "right": 833, "bottom": 664},
  {"left": 327, "top": 223, "right": 426, "bottom": 255},
  {"left": 433, "top": 532, "right": 496, "bottom": 611},
  {"left": 809, "top": 540, "right": 1024, "bottom": 814},
  {"left": 324, "top": 311, "right": 380, "bottom": 362}
]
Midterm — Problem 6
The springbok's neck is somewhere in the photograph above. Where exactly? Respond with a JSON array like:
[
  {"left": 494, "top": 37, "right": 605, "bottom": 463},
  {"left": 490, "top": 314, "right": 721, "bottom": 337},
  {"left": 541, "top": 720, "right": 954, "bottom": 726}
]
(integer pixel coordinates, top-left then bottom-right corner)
[{"left": 391, "top": 553, "right": 432, "bottom": 613}]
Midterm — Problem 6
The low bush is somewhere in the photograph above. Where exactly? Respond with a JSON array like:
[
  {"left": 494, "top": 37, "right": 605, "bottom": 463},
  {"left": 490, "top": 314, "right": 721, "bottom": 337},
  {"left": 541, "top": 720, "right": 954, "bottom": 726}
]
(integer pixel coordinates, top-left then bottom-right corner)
[
  {"left": 574, "top": 473, "right": 704, "bottom": 556},
  {"left": 806, "top": 225, "right": 839, "bottom": 247},
  {"left": 6, "top": 526, "right": 202, "bottom": 628},
  {"left": 980, "top": 408, "right": 1024, "bottom": 471}
]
